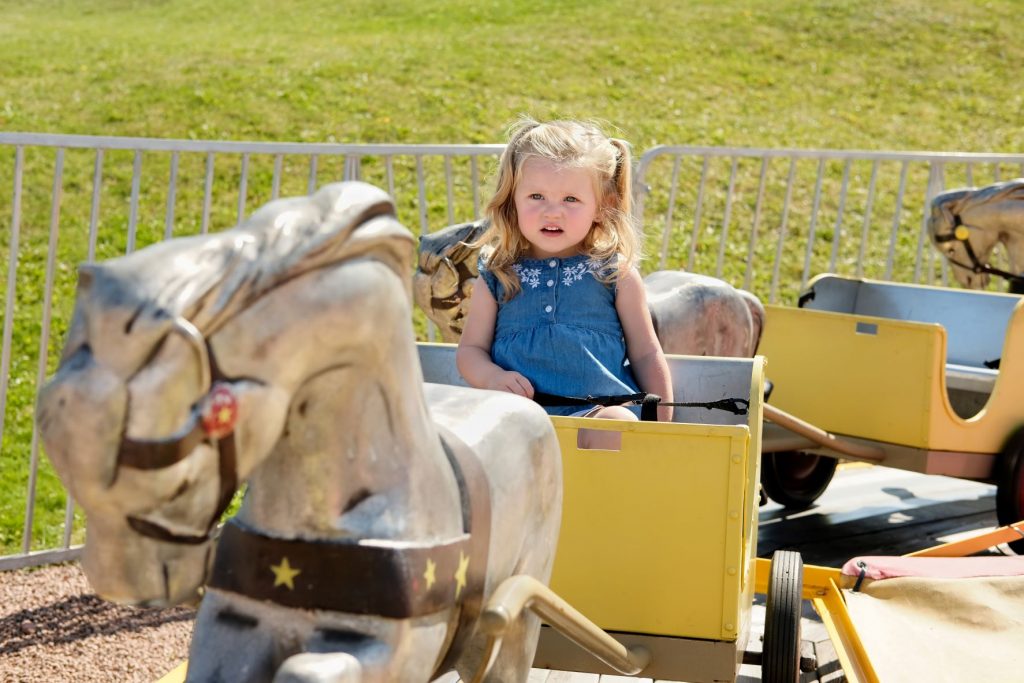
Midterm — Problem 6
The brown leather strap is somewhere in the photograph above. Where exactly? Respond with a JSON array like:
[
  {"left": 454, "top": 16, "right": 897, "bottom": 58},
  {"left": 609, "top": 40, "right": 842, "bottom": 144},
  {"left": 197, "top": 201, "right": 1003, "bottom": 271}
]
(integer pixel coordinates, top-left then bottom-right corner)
[
  {"left": 209, "top": 518, "right": 474, "bottom": 618},
  {"left": 118, "top": 419, "right": 207, "bottom": 470},
  {"left": 206, "top": 428, "right": 491, "bottom": 629}
]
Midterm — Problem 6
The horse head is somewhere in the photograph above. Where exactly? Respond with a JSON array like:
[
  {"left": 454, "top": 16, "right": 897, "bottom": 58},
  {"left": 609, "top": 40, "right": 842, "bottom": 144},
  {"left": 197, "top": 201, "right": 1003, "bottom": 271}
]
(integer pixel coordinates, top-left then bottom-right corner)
[
  {"left": 413, "top": 218, "right": 491, "bottom": 341},
  {"left": 37, "top": 182, "right": 414, "bottom": 607},
  {"left": 928, "top": 179, "right": 1024, "bottom": 290}
]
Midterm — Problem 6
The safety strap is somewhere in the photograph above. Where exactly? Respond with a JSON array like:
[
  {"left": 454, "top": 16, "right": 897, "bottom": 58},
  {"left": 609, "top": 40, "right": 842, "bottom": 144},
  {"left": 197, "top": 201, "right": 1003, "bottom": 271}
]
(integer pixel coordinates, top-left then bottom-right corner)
[{"left": 532, "top": 391, "right": 749, "bottom": 421}]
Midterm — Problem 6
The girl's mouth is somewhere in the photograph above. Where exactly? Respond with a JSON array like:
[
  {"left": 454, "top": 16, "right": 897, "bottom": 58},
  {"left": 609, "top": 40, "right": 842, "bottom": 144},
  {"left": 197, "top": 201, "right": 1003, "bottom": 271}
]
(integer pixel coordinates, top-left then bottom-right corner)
[{"left": 541, "top": 227, "right": 563, "bottom": 234}]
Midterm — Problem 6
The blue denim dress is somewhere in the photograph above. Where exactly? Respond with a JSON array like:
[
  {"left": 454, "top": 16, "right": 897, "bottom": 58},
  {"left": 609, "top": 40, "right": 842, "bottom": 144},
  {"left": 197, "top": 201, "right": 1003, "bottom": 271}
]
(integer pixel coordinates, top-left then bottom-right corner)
[{"left": 478, "top": 254, "right": 641, "bottom": 416}]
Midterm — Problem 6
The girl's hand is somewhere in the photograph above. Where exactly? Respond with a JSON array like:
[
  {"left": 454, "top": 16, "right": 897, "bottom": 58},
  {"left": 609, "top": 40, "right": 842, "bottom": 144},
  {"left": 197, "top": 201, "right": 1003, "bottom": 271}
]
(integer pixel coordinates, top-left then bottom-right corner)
[{"left": 486, "top": 370, "right": 535, "bottom": 398}]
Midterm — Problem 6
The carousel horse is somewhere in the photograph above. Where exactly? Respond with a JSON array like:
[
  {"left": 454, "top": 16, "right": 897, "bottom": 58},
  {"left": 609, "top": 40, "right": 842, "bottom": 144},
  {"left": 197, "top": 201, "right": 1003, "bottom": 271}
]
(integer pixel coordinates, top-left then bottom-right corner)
[
  {"left": 36, "top": 182, "right": 562, "bottom": 683},
  {"left": 413, "top": 219, "right": 493, "bottom": 343},
  {"left": 643, "top": 270, "right": 764, "bottom": 357},
  {"left": 928, "top": 178, "right": 1024, "bottom": 293},
  {"left": 414, "top": 219, "right": 765, "bottom": 356}
]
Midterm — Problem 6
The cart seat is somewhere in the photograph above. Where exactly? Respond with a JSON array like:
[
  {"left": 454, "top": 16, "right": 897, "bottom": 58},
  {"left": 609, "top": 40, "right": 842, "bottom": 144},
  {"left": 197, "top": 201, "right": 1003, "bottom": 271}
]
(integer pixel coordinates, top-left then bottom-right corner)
[
  {"left": 944, "top": 362, "right": 999, "bottom": 393},
  {"left": 838, "top": 558, "right": 1024, "bottom": 682},
  {"left": 800, "top": 274, "right": 1020, "bottom": 395},
  {"left": 841, "top": 555, "right": 1024, "bottom": 587}
]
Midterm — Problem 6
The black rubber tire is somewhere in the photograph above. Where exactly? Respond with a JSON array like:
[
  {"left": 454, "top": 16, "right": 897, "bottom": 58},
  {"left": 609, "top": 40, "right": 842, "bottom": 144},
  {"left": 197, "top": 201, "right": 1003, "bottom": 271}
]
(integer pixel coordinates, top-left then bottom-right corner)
[
  {"left": 994, "top": 427, "right": 1024, "bottom": 554},
  {"left": 761, "top": 451, "right": 838, "bottom": 510},
  {"left": 762, "top": 550, "right": 804, "bottom": 683}
]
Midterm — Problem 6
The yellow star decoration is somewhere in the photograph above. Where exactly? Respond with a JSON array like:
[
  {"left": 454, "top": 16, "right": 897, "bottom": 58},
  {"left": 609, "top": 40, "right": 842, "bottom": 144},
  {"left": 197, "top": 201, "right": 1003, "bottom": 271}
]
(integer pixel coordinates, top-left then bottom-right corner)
[
  {"left": 217, "top": 406, "right": 233, "bottom": 425},
  {"left": 423, "top": 558, "right": 437, "bottom": 590},
  {"left": 453, "top": 551, "right": 470, "bottom": 599},
  {"left": 270, "top": 557, "right": 301, "bottom": 590}
]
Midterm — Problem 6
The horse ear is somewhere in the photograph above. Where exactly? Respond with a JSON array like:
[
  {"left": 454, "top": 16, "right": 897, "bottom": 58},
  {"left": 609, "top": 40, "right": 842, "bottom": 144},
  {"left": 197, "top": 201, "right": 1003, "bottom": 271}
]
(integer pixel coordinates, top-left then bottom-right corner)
[
  {"left": 308, "top": 181, "right": 416, "bottom": 275},
  {"left": 929, "top": 191, "right": 966, "bottom": 239},
  {"left": 78, "top": 263, "right": 97, "bottom": 291}
]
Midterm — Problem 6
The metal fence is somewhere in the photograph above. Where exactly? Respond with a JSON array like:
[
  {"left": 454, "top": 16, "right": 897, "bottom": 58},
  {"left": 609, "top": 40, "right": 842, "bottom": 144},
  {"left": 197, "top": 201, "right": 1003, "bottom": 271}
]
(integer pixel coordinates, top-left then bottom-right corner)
[
  {"left": 2, "top": 132, "right": 1022, "bottom": 569},
  {"left": 0, "top": 132, "right": 505, "bottom": 569},
  {"left": 635, "top": 145, "right": 1024, "bottom": 304}
]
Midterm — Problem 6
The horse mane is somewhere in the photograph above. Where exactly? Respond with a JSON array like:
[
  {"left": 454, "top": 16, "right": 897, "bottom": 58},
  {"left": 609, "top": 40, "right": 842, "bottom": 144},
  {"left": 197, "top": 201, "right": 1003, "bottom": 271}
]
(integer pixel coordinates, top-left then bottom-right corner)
[
  {"left": 78, "top": 182, "right": 415, "bottom": 339},
  {"left": 929, "top": 179, "right": 1024, "bottom": 237}
]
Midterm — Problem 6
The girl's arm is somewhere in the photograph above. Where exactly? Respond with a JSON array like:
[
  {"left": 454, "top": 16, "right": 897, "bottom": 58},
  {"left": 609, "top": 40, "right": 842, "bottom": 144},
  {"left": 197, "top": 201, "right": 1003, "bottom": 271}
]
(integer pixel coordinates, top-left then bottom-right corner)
[
  {"left": 456, "top": 282, "right": 535, "bottom": 398},
  {"left": 616, "top": 268, "right": 674, "bottom": 421}
]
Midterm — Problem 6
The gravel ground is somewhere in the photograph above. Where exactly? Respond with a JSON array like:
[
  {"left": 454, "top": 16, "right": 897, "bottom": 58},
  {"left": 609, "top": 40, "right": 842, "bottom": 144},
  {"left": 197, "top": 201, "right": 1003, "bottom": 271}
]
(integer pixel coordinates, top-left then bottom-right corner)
[{"left": 0, "top": 563, "right": 194, "bottom": 683}]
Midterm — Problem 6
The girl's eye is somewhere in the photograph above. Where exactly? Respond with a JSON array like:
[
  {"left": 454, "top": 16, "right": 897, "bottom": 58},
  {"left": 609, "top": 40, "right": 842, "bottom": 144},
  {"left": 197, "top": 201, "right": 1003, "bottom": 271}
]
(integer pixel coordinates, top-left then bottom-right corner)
[
  {"left": 564, "top": 196, "right": 579, "bottom": 203},
  {"left": 529, "top": 193, "right": 543, "bottom": 200}
]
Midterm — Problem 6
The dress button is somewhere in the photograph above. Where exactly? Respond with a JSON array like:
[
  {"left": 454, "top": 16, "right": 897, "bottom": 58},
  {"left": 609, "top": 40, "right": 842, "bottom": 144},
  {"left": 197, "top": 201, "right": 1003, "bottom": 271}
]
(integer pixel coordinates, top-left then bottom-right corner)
[
  {"left": 545, "top": 305, "right": 553, "bottom": 313},
  {"left": 548, "top": 260, "right": 557, "bottom": 268},
  {"left": 547, "top": 279, "right": 554, "bottom": 287}
]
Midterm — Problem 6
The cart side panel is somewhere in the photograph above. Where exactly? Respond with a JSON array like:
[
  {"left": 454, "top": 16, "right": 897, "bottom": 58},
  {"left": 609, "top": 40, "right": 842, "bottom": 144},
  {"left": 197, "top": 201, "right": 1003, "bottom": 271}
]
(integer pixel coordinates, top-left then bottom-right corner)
[
  {"left": 548, "top": 419, "right": 750, "bottom": 641},
  {"left": 804, "top": 274, "right": 1019, "bottom": 369},
  {"left": 417, "top": 343, "right": 766, "bottom": 644},
  {"left": 928, "top": 297, "right": 1024, "bottom": 452},
  {"left": 759, "top": 305, "right": 943, "bottom": 448}
]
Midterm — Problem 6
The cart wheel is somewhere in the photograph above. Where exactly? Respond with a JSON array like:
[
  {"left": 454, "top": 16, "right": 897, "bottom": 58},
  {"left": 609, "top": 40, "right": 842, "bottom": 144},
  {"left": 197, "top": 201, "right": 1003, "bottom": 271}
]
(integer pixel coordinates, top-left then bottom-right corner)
[
  {"left": 761, "top": 451, "right": 837, "bottom": 510},
  {"left": 762, "top": 550, "right": 803, "bottom": 683},
  {"left": 995, "top": 427, "right": 1024, "bottom": 554}
]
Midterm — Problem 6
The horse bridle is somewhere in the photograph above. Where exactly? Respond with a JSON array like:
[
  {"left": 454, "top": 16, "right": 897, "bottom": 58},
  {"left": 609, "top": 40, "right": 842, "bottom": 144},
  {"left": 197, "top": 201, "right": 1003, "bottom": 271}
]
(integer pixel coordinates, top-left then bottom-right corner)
[
  {"left": 118, "top": 317, "right": 241, "bottom": 545},
  {"left": 934, "top": 214, "right": 1024, "bottom": 286}
]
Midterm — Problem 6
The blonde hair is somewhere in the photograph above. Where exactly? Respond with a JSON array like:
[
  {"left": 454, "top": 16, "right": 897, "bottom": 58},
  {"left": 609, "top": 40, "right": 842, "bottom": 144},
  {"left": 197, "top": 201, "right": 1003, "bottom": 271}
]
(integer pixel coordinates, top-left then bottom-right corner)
[{"left": 478, "top": 117, "right": 639, "bottom": 300}]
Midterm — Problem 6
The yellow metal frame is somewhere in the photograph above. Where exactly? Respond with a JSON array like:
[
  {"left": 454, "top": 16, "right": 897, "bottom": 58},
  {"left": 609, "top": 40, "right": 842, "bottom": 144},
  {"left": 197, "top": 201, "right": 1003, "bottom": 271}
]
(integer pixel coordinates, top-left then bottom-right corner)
[
  {"left": 755, "top": 521, "right": 1024, "bottom": 683},
  {"left": 759, "top": 296, "right": 1024, "bottom": 453},
  {"left": 547, "top": 355, "right": 765, "bottom": 642}
]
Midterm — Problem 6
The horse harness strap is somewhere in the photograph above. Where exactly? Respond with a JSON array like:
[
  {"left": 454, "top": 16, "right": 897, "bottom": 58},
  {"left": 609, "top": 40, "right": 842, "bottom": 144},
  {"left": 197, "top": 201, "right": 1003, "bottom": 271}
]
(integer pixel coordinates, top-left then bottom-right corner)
[
  {"left": 206, "top": 427, "right": 491, "bottom": 628},
  {"left": 118, "top": 320, "right": 240, "bottom": 545},
  {"left": 936, "top": 214, "right": 1024, "bottom": 285}
]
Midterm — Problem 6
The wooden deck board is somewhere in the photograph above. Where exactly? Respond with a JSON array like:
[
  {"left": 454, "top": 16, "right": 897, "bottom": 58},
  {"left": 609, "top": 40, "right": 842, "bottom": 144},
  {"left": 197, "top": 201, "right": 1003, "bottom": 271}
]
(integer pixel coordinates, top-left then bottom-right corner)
[{"left": 545, "top": 671, "right": 600, "bottom": 682}]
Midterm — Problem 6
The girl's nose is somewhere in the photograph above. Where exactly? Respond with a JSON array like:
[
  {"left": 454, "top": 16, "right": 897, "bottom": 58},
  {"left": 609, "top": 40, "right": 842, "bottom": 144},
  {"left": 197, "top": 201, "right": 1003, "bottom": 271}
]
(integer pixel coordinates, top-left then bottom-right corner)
[{"left": 542, "top": 201, "right": 561, "bottom": 217}]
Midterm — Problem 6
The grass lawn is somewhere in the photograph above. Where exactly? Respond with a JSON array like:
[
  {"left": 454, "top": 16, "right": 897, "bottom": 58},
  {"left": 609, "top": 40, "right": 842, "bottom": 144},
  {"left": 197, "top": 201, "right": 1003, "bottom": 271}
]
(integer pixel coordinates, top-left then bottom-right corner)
[{"left": 1, "top": 0, "right": 1022, "bottom": 556}]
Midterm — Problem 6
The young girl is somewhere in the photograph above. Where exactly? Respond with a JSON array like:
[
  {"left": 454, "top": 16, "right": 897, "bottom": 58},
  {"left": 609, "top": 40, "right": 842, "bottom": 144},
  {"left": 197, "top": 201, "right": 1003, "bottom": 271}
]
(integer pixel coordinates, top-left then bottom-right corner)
[{"left": 456, "top": 118, "right": 673, "bottom": 441}]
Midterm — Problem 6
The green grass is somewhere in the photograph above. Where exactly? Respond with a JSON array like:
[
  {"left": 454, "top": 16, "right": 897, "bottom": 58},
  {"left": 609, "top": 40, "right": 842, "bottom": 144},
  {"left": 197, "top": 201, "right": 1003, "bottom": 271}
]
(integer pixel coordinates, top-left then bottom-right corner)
[
  {"left": 1, "top": 0, "right": 1023, "bottom": 556},
  {"left": 3, "top": 0, "right": 1023, "bottom": 150}
]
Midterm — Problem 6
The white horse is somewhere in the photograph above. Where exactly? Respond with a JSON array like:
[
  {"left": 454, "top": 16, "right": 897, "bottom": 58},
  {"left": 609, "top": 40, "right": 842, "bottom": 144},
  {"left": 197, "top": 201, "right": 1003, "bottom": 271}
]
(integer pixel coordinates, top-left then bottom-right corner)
[
  {"left": 643, "top": 270, "right": 764, "bottom": 357},
  {"left": 36, "top": 182, "right": 562, "bottom": 683},
  {"left": 927, "top": 178, "right": 1024, "bottom": 293},
  {"left": 414, "top": 220, "right": 765, "bottom": 356}
]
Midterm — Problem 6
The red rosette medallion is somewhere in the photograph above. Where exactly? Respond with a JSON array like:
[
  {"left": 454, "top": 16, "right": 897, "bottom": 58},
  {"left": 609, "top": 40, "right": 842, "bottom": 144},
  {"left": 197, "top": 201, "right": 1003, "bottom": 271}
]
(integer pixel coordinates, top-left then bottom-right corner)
[{"left": 201, "top": 383, "right": 238, "bottom": 439}]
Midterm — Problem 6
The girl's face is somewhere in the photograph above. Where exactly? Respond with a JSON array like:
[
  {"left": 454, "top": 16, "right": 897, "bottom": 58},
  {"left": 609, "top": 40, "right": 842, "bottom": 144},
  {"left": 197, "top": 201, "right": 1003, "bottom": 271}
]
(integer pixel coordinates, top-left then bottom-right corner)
[{"left": 513, "top": 157, "right": 600, "bottom": 260}]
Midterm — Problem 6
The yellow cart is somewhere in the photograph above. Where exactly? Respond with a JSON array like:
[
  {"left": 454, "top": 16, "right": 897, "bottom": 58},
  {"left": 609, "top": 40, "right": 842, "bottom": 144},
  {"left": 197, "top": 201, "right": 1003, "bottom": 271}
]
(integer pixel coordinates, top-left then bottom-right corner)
[
  {"left": 419, "top": 344, "right": 807, "bottom": 683},
  {"left": 756, "top": 274, "right": 1024, "bottom": 549},
  {"left": 162, "top": 347, "right": 795, "bottom": 682}
]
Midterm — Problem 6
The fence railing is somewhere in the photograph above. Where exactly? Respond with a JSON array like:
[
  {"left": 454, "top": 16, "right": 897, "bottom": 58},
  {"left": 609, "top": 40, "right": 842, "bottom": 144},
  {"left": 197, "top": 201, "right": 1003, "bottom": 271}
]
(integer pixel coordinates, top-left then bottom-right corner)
[
  {"left": 635, "top": 145, "right": 1024, "bottom": 304},
  {"left": 2, "top": 132, "right": 1021, "bottom": 569}
]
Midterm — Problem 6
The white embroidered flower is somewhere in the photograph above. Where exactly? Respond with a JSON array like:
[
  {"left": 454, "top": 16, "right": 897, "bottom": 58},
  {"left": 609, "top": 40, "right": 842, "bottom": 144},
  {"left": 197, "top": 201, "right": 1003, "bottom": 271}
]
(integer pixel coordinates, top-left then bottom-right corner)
[
  {"left": 561, "top": 261, "right": 596, "bottom": 287},
  {"left": 512, "top": 264, "right": 542, "bottom": 288}
]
